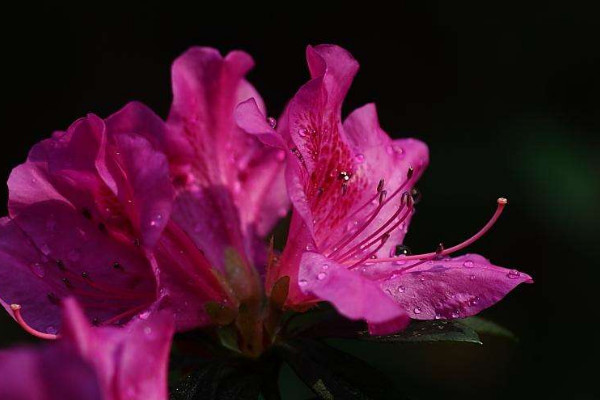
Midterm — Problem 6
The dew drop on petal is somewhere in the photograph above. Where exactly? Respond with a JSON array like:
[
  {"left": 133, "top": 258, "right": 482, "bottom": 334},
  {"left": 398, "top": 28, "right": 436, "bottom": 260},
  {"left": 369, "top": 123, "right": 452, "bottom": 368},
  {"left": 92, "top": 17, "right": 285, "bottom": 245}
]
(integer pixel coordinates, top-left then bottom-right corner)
[
  {"left": 451, "top": 310, "right": 460, "bottom": 318},
  {"left": 31, "top": 262, "right": 46, "bottom": 278},
  {"left": 298, "top": 279, "right": 308, "bottom": 287},
  {"left": 463, "top": 260, "right": 474, "bottom": 268},
  {"left": 507, "top": 269, "right": 521, "bottom": 279},
  {"left": 40, "top": 244, "right": 51, "bottom": 255},
  {"left": 354, "top": 153, "right": 365, "bottom": 163},
  {"left": 469, "top": 274, "right": 476, "bottom": 281},
  {"left": 397, "top": 285, "right": 406, "bottom": 293},
  {"left": 305, "top": 243, "right": 315, "bottom": 251},
  {"left": 322, "top": 264, "right": 329, "bottom": 270},
  {"left": 413, "top": 307, "right": 422, "bottom": 314},
  {"left": 434, "top": 313, "right": 442, "bottom": 320},
  {"left": 317, "top": 272, "right": 327, "bottom": 280},
  {"left": 143, "top": 326, "right": 152, "bottom": 336},
  {"left": 139, "top": 310, "right": 151, "bottom": 320},
  {"left": 267, "top": 117, "right": 277, "bottom": 129}
]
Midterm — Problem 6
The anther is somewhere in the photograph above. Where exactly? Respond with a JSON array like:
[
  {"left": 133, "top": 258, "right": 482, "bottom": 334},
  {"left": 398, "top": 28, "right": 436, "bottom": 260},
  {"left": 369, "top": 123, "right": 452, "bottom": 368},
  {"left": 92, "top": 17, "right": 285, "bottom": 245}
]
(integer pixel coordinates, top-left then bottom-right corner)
[
  {"left": 10, "top": 304, "right": 59, "bottom": 340},
  {"left": 378, "top": 190, "right": 387, "bottom": 205},
  {"left": 410, "top": 187, "right": 422, "bottom": 204},
  {"left": 365, "top": 197, "right": 509, "bottom": 265},
  {"left": 436, "top": 243, "right": 444, "bottom": 255}
]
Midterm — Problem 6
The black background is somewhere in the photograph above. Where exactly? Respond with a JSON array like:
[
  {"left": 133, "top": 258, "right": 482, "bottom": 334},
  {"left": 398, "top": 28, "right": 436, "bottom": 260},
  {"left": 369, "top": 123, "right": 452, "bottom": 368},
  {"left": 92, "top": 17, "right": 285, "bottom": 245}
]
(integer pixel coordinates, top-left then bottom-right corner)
[{"left": 0, "top": 2, "right": 598, "bottom": 399}]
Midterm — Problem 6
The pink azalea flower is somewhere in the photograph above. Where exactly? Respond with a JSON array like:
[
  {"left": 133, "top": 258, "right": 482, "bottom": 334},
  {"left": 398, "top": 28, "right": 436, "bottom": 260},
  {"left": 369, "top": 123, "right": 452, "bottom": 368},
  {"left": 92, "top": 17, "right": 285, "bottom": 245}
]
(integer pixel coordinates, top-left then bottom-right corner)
[
  {"left": 236, "top": 44, "right": 532, "bottom": 335},
  {"left": 0, "top": 102, "right": 230, "bottom": 334},
  {"left": 164, "top": 47, "right": 289, "bottom": 284},
  {"left": 0, "top": 298, "right": 174, "bottom": 400}
]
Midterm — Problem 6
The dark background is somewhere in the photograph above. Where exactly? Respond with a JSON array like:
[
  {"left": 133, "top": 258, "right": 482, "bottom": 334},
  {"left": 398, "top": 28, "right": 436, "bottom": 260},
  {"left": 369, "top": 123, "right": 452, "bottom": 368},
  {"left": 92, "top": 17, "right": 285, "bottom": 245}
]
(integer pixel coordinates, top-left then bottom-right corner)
[{"left": 1, "top": 1, "right": 598, "bottom": 399}]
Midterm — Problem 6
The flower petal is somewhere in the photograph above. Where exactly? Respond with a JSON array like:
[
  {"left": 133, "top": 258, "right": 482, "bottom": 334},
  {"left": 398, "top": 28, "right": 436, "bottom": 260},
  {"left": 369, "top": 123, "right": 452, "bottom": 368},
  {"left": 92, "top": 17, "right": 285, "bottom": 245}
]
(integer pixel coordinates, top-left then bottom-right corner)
[
  {"left": 299, "top": 251, "right": 409, "bottom": 334},
  {"left": 376, "top": 254, "right": 533, "bottom": 320},
  {"left": 0, "top": 201, "right": 156, "bottom": 333},
  {"left": 62, "top": 298, "right": 174, "bottom": 400},
  {"left": 0, "top": 344, "right": 103, "bottom": 400}
]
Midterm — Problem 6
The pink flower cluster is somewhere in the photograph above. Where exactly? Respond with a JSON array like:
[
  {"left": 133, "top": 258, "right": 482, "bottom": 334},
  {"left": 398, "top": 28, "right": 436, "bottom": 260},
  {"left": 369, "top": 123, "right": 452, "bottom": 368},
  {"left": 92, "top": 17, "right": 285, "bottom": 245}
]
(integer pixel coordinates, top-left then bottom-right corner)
[{"left": 0, "top": 44, "right": 531, "bottom": 399}]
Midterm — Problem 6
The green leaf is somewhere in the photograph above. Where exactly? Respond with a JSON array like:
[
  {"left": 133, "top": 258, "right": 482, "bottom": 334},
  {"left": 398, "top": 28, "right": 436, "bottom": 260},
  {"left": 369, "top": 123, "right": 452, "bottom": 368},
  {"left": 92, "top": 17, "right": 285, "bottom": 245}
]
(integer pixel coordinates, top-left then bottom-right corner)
[
  {"left": 460, "top": 316, "right": 518, "bottom": 341},
  {"left": 359, "top": 320, "right": 482, "bottom": 345},
  {"left": 276, "top": 338, "right": 410, "bottom": 399}
]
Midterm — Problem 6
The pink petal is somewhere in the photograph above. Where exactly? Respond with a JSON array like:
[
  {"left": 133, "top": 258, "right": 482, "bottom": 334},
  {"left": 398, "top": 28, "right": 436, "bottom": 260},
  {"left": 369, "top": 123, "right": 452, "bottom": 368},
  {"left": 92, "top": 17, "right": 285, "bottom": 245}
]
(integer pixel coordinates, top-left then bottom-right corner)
[
  {"left": 343, "top": 103, "right": 429, "bottom": 257},
  {"left": 96, "top": 130, "right": 174, "bottom": 248},
  {"left": 299, "top": 252, "right": 409, "bottom": 334},
  {"left": 376, "top": 254, "right": 533, "bottom": 320},
  {"left": 166, "top": 47, "right": 288, "bottom": 269},
  {"left": 0, "top": 201, "right": 156, "bottom": 333},
  {"left": 61, "top": 298, "right": 174, "bottom": 400},
  {"left": 235, "top": 98, "right": 286, "bottom": 149},
  {"left": 0, "top": 344, "right": 103, "bottom": 400}
]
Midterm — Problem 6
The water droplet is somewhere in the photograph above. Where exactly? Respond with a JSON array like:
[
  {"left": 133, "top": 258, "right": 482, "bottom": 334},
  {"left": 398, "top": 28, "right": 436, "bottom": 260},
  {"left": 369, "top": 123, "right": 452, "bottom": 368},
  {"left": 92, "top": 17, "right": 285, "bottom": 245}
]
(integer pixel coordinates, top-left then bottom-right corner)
[
  {"left": 139, "top": 310, "right": 151, "bottom": 320},
  {"left": 413, "top": 307, "right": 422, "bottom": 314},
  {"left": 46, "top": 326, "right": 57, "bottom": 334},
  {"left": 393, "top": 145, "right": 404, "bottom": 157},
  {"left": 322, "top": 264, "right": 329, "bottom": 270},
  {"left": 143, "top": 326, "right": 152, "bottom": 336},
  {"left": 40, "top": 244, "right": 51, "bottom": 255},
  {"left": 463, "top": 260, "right": 474, "bottom": 268},
  {"left": 298, "top": 279, "right": 308, "bottom": 287},
  {"left": 469, "top": 274, "right": 475, "bottom": 281},
  {"left": 317, "top": 272, "right": 327, "bottom": 280},
  {"left": 469, "top": 296, "right": 480, "bottom": 306},
  {"left": 393, "top": 244, "right": 411, "bottom": 256},
  {"left": 354, "top": 153, "right": 365, "bottom": 163},
  {"left": 451, "top": 310, "right": 460, "bottom": 318},
  {"left": 397, "top": 285, "right": 406, "bottom": 293},
  {"left": 434, "top": 313, "right": 442, "bottom": 320},
  {"left": 305, "top": 243, "right": 315, "bottom": 251},
  {"left": 507, "top": 269, "right": 521, "bottom": 279},
  {"left": 419, "top": 276, "right": 426, "bottom": 283},
  {"left": 31, "top": 262, "right": 46, "bottom": 278},
  {"left": 267, "top": 117, "right": 277, "bottom": 128}
]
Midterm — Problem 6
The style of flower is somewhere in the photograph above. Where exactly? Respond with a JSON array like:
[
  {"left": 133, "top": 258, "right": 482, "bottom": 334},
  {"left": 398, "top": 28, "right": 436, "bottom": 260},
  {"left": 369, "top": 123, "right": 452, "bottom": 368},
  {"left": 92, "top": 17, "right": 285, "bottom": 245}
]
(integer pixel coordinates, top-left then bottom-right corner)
[{"left": 236, "top": 44, "right": 532, "bottom": 335}]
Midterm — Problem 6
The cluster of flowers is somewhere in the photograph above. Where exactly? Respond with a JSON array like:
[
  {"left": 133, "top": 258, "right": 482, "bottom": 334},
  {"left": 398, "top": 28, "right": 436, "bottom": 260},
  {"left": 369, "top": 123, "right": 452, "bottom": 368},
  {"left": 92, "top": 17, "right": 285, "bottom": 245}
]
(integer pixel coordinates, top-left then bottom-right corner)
[{"left": 0, "top": 44, "right": 531, "bottom": 399}]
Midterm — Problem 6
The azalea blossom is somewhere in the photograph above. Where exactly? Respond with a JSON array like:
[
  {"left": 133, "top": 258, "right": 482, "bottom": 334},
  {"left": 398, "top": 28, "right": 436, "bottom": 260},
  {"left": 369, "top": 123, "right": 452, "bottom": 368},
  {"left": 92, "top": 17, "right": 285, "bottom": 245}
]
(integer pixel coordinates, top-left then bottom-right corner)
[
  {"left": 236, "top": 44, "right": 532, "bottom": 334},
  {"left": 0, "top": 298, "right": 174, "bottom": 400},
  {"left": 0, "top": 41, "right": 533, "bottom": 399}
]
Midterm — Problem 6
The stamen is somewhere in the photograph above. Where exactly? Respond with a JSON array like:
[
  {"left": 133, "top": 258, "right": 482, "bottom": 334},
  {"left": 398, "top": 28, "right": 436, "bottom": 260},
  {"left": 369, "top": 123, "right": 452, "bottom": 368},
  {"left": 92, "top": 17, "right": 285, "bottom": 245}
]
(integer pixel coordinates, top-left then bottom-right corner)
[
  {"left": 10, "top": 304, "right": 59, "bottom": 340},
  {"left": 335, "top": 195, "right": 413, "bottom": 262},
  {"left": 366, "top": 197, "right": 508, "bottom": 265},
  {"left": 348, "top": 234, "right": 390, "bottom": 270}
]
